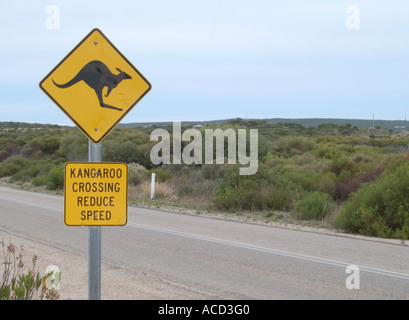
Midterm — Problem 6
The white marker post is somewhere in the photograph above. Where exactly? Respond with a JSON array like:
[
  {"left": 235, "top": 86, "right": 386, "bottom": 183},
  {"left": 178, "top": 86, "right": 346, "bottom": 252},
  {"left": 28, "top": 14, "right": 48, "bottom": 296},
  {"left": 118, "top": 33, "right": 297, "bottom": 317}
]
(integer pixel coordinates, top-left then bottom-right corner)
[{"left": 151, "top": 172, "right": 156, "bottom": 199}]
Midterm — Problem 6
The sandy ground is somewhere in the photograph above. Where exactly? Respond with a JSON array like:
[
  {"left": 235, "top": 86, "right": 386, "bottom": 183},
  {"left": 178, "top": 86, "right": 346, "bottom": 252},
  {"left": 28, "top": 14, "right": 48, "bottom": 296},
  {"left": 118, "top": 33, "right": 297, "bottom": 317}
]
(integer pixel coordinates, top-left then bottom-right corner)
[{"left": 0, "top": 229, "right": 209, "bottom": 300}]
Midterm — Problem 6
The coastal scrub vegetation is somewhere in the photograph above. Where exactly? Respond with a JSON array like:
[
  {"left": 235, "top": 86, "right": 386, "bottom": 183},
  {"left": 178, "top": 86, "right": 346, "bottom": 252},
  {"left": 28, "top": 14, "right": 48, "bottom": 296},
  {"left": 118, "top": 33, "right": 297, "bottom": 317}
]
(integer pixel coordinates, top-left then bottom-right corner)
[{"left": 1, "top": 119, "right": 409, "bottom": 239}]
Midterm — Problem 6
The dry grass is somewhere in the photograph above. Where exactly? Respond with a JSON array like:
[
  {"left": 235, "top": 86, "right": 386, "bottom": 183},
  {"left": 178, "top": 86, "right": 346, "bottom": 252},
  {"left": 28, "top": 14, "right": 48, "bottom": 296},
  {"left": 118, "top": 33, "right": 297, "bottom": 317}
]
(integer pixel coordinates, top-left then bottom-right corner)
[
  {"left": 128, "top": 180, "right": 176, "bottom": 202},
  {"left": 128, "top": 178, "right": 215, "bottom": 211}
]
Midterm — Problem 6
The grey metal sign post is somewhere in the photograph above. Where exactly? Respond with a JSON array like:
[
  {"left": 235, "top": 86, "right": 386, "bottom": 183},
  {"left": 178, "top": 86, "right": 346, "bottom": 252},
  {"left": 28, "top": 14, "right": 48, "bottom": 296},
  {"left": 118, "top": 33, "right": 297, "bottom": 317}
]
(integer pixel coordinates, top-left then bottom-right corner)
[{"left": 88, "top": 140, "right": 101, "bottom": 300}]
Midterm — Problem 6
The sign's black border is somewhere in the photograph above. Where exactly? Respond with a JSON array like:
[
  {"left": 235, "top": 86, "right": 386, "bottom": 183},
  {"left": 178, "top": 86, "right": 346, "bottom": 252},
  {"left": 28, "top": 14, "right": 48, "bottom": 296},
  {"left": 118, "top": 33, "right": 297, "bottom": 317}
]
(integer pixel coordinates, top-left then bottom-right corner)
[{"left": 39, "top": 28, "right": 152, "bottom": 144}]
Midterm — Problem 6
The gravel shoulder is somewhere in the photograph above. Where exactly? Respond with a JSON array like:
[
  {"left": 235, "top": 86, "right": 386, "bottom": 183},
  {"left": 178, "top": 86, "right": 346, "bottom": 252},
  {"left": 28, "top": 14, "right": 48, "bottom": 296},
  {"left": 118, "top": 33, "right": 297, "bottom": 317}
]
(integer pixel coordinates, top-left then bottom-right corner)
[{"left": 0, "top": 228, "right": 214, "bottom": 300}]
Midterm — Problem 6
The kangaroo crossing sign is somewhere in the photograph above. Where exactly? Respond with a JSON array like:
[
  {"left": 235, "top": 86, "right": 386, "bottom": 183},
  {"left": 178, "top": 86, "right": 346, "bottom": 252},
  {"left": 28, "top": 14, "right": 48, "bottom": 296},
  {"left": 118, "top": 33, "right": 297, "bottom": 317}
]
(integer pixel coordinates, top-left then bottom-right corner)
[{"left": 39, "top": 28, "right": 151, "bottom": 143}]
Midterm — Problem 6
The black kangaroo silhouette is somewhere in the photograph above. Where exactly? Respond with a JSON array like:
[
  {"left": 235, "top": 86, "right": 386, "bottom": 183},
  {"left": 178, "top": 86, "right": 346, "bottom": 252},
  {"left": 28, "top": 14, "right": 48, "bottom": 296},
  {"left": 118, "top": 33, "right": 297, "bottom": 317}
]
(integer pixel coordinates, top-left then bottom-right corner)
[{"left": 52, "top": 60, "right": 132, "bottom": 111}]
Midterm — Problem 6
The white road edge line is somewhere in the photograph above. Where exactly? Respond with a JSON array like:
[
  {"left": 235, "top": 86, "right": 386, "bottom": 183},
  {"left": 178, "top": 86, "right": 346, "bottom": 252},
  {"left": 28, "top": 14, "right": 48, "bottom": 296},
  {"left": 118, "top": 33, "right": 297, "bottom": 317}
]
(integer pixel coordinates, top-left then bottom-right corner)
[
  {"left": 0, "top": 196, "right": 62, "bottom": 212},
  {"left": 2, "top": 196, "right": 408, "bottom": 281},
  {"left": 127, "top": 222, "right": 409, "bottom": 281}
]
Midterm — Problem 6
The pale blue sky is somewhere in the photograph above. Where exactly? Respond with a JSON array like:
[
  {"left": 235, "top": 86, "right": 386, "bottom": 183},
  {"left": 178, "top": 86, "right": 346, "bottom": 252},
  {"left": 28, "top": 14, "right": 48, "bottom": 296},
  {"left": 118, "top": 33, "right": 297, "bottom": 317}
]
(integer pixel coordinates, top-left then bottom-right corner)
[{"left": 0, "top": 0, "right": 408, "bottom": 125}]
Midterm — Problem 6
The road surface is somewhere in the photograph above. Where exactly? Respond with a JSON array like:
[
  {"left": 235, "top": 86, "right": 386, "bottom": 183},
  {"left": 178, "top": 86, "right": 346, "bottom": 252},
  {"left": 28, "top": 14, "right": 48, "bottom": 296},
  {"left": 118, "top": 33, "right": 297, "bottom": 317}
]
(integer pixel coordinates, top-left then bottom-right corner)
[{"left": 0, "top": 186, "right": 408, "bottom": 300}]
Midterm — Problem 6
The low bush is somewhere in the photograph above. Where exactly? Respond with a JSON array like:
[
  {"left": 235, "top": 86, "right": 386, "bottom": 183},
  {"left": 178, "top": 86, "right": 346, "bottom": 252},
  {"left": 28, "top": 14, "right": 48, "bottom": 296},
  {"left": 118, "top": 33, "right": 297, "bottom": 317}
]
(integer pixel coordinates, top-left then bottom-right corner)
[
  {"left": 274, "top": 136, "right": 315, "bottom": 157},
  {"left": 334, "top": 157, "right": 409, "bottom": 239},
  {"left": 10, "top": 160, "right": 52, "bottom": 183},
  {"left": 333, "top": 163, "right": 386, "bottom": 201},
  {"left": 0, "top": 156, "right": 29, "bottom": 178},
  {"left": 0, "top": 240, "right": 60, "bottom": 300},
  {"left": 266, "top": 187, "right": 293, "bottom": 211},
  {"left": 213, "top": 165, "right": 298, "bottom": 211},
  {"left": 149, "top": 168, "right": 171, "bottom": 182},
  {"left": 293, "top": 191, "right": 334, "bottom": 220},
  {"left": 128, "top": 163, "right": 148, "bottom": 185},
  {"left": 45, "top": 165, "right": 64, "bottom": 190},
  {"left": 286, "top": 170, "right": 336, "bottom": 197}
]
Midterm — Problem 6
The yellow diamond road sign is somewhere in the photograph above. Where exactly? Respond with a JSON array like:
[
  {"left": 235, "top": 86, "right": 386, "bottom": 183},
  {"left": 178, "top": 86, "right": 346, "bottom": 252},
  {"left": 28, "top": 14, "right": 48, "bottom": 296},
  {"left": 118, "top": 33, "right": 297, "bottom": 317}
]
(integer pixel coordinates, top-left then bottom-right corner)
[
  {"left": 40, "top": 28, "right": 151, "bottom": 143},
  {"left": 64, "top": 162, "right": 128, "bottom": 226}
]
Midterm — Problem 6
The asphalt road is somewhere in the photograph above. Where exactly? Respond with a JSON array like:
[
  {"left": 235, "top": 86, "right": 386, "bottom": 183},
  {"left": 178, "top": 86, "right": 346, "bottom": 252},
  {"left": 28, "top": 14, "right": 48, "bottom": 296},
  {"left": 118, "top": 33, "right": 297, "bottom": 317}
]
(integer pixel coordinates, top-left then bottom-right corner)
[{"left": 0, "top": 186, "right": 409, "bottom": 299}]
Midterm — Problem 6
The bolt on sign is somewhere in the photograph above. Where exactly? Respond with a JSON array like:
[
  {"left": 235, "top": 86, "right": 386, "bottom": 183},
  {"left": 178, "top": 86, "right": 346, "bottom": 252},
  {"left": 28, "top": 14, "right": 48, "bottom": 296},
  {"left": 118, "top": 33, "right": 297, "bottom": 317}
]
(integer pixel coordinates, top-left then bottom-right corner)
[
  {"left": 39, "top": 28, "right": 151, "bottom": 144},
  {"left": 64, "top": 162, "right": 128, "bottom": 226}
]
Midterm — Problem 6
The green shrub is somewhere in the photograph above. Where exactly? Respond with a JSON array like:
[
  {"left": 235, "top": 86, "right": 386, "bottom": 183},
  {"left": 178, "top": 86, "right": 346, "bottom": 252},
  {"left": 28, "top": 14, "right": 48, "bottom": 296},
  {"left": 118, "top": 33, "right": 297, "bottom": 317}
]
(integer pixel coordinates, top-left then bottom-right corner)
[
  {"left": 266, "top": 187, "right": 293, "bottom": 211},
  {"left": 200, "top": 164, "right": 228, "bottom": 180},
  {"left": 128, "top": 163, "right": 148, "bottom": 185},
  {"left": 149, "top": 168, "right": 171, "bottom": 182},
  {"left": 103, "top": 139, "right": 146, "bottom": 164},
  {"left": 0, "top": 156, "right": 30, "bottom": 178},
  {"left": 334, "top": 163, "right": 386, "bottom": 201},
  {"left": 286, "top": 170, "right": 336, "bottom": 196},
  {"left": 293, "top": 191, "right": 334, "bottom": 220},
  {"left": 59, "top": 132, "right": 88, "bottom": 161},
  {"left": 313, "top": 144, "right": 342, "bottom": 160},
  {"left": 46, "top": 165, "right": 64, "bottom": 190},
  {"left": 28, "top": 136, "right": 61, "bottom": 156},
  {"left": 275, "top": 136, "right": 315, "bottom": 156},
  {"left": 32, "top": 174, "right": 48, "bottom": 187},
  {"left": 10, "top": 160, "right": 52, "bottom": 183},
  {"left": 0, "top": 162, "right": 19, "bottom": 178},
  {"left": 214, "top": 175, "right": 263, "bottom": 210},
  {"left": 176, "top": 184, "right": 195, "bottom": 197},
  {"left": 334, "top": 158, "right": 409, "bottom": 239},
  {"left": 213, "top": 164, "right": 297, "bottom": 211},
  {"left": 0, "top": 240, "right": 60, "bottom": 300}
]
